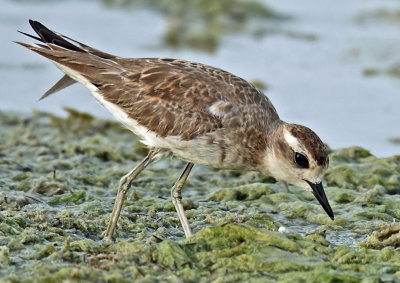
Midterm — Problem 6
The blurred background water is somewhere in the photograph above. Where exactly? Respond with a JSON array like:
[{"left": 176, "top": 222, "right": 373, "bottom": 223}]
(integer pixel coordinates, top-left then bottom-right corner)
[{"left": 1, "top": 0, "right": 399, "bottom": 157}]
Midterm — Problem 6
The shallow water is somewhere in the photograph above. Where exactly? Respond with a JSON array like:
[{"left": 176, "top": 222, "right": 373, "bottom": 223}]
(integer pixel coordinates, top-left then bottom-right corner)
[{"left": 1, "top": 0, "right": 399, "bottom": 156}]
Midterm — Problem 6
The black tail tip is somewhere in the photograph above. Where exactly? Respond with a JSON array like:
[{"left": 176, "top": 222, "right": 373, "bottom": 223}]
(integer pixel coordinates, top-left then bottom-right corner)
[{"left": 28, "top": 19, "right": 47, "bottom": 32}]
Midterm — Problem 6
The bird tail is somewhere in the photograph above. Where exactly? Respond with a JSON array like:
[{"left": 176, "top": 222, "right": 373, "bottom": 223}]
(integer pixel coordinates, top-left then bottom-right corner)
[{"left": 15, "top": 20, "right": 118, "bottom": 100}]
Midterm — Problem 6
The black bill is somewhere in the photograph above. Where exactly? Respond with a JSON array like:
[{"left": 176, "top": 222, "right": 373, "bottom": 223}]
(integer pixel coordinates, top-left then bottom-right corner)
[{"left": 306, "top": 180, "right": 334, "bottom": 220}]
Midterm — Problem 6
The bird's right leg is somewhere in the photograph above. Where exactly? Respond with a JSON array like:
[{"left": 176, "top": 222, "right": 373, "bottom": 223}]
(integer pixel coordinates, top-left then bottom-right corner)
[
  {"left": 103, "top": 150, "right": 159, "bottom": 241},
  {"left": 171, "top": 162, "right": 194, "bottom": 238}
]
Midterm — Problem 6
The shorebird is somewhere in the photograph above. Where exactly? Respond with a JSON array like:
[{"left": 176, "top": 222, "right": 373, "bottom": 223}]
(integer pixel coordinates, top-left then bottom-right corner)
[{"left": 16, "top": 20, "right": 334, "bottom": 240}]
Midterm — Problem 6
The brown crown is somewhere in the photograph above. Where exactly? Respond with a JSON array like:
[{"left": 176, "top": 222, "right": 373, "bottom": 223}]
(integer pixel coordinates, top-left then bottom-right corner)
[{"left": 287, "top": 124, "right": 329, "bottom": 167}]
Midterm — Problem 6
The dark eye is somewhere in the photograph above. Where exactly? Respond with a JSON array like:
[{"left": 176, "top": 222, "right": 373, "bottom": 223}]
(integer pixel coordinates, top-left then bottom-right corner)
[{"left": 295, "top": 152, "right": 309, "bottom": 168}]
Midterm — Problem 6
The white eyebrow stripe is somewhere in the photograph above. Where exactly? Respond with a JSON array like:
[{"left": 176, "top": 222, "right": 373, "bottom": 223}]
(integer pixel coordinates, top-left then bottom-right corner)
[
  {"left": 283, "top": 129, "right": 309, "bottom": 156},
  {"left": 284, "top": 129, "right": 299, "bottom": 148}
]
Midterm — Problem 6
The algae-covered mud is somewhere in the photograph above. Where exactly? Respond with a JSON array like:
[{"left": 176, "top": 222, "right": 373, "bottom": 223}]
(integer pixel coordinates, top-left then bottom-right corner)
[{"left": 0, "top": 110, "right": 399, "bottom": 282}]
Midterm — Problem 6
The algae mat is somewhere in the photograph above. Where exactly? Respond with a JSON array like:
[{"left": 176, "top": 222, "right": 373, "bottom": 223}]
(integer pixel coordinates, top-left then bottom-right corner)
[{"left": 0, "top": 110, "right": 399, "bottom": 282}]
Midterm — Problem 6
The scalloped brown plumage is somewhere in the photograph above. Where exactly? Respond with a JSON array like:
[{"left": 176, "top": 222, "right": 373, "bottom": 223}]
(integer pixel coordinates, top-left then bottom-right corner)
[{"left": 16, "top": 20, "right": 333, "bottom": 240}]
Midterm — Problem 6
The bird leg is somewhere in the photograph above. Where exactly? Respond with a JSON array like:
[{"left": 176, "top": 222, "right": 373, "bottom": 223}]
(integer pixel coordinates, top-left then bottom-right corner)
[
  {"left": 171, "top": 162, "right": 194, "bottom": 238},
  {"left": 103, "top": 150, "right": 159, "bottom": 241}
]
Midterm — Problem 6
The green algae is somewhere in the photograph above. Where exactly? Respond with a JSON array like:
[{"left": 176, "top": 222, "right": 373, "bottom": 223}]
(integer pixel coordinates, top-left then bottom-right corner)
[
  {"left": 101, "top": 0, "right": 287, "bottom": 53},
  {"left": 48, "top": 190, "right": 89, "bottom": 204},
  {"left": 362, "top": 63, "right": 400, "bottom": 80},
  {"left": 389, "top": 137, "right": 400, "bottom": 145},
  {"left": 326, "top": 147, "right": 400, "bottom": 194},
  {"left": 0, "top": 110, "right": 399, "bottom": 282},
  {"left": 356, "top": 8, "right": 400, "bottom": 81},
  {"left": 360, "top": 223, "right": 400, "bottom": 249},
  {"left": 357, "top": 8, "right": 400, "bottom": 25}
]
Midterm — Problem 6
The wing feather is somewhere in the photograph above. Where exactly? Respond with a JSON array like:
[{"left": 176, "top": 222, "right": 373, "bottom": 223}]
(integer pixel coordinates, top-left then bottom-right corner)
[{"left": 16, "top": 20, "right": 280, "bottom": 139}]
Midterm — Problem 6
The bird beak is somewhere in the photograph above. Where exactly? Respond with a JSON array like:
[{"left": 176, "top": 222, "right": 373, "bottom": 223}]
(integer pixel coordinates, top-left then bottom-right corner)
[{"left": 305, "top": 180, "right": 334, "bottom": 220}]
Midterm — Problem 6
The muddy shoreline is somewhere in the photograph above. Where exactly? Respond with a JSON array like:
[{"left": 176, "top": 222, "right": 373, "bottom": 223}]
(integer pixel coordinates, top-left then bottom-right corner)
[{"left": 0, "top": 110, "right": 399, "bottom": 282}]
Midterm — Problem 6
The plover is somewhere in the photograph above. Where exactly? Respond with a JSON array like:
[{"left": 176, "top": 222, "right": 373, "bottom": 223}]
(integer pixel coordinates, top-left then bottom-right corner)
[{"left": 16, "top": 20, "right": 334, "bottom": 240}]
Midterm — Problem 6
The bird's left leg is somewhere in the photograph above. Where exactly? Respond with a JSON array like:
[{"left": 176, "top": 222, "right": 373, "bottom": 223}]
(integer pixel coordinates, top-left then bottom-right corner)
[
  {"left": 103, "top": 150, "right": 160, "bottom": 241},
  {"left": 171, "top": 162, "right": 194, "bottom": 238}
]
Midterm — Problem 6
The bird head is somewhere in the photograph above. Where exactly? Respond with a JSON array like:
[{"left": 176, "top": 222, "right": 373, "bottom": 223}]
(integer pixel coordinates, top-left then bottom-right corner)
[{"left": 262, "top": 123, "right": 334, "bottom": 220}]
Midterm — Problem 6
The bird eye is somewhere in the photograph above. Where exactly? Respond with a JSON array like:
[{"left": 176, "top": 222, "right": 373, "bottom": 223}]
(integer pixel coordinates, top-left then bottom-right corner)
[{"left": 294, "top": 152, "right": 309, "bottom": 168}]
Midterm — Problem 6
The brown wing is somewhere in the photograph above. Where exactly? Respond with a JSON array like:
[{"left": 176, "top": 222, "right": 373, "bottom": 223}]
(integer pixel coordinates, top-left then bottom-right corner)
[
  {"left": 17, "top": 20, "right": 280, "bottom": 139},
  {"left": 116, "top": 58, "right": 276, "bottom": 110},
  {"left": 97, "top": 64, "right": 224, "bottom": 140},
  {"left": 96, "top": 58, "right": 280, "bottom": 139}
]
